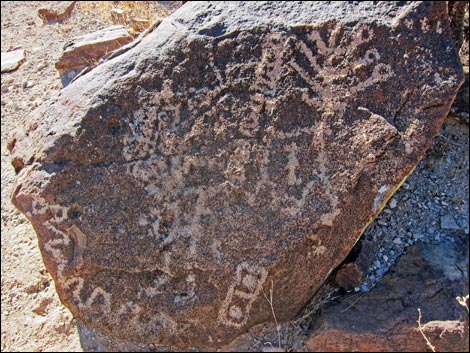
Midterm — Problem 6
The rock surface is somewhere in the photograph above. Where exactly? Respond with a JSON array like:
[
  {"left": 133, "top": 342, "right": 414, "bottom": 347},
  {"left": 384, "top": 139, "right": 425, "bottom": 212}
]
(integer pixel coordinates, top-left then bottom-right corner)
[
  {"left": 304, "top": 237, "right": 469, "bottom": 352},
  {"left": 55, "top": 25, "right": 133, "bottom": 86},
  {"left": 338, "top": 111, "right": 469, "bottom": 293},
  {"left": 1, "top": 49, "right": 25, "bottom": 73},
  {"left": 9, "top": 1, "right": 464, "bottom": 349},
  {"left": 448, "top": 1, "right": 469, "bottom": 66},
  {"left": 38, "top": 1, "right": 76, "bottom": 24}
]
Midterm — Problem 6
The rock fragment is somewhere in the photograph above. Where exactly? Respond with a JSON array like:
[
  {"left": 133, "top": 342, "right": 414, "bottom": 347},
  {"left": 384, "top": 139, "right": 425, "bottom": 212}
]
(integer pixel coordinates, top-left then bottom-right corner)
[
  {"left": 55, "top": 25, "right": 133, "bottom": 86},
  {"left": 441, "top": 214, "right": 460, "bottom": 230},
  {"left": 38, "top": 1, "right": 76, "bottom": 24},
  {"left": 1, "top": 49, "right": 25, "bottom": 73}
]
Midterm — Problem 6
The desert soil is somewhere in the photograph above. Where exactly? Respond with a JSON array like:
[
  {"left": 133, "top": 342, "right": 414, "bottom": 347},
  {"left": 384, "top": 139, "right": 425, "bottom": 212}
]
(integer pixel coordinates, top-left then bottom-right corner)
[{"left": 1, "top": 2, "right": 468, "bottom": 352}]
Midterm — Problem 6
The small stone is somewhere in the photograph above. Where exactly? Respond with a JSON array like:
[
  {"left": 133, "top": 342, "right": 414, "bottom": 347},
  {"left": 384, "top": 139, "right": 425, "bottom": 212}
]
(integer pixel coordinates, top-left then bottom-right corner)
[
  {"left": 1, "top": 49, "right": 26, "bottom": 73},
  {"left": 378, "top": 220, "right": 388, "bottom": 226},
  {"left": 383, "top": 255, "right": 388, "bottom": 262},
  {"left": 389, "top": 198, "right": 398, "bottom": 209},
  {"left": 392, "top": 238, "right": 402, "bottom": 245},
  {"left": 440, "top": 214, "right": 460, "bottom": 230},
  {"left": 40, "top": 276, "right": 49, "bottom": 285},
  {"left": 111, "top": 8, "right": 127, "bottom": 25},
  {"left": 37, "top": 62, "right": 47, "bottom": 71},
  {"left": 334, "top": 262, "right": 364, "bottom": 290}
]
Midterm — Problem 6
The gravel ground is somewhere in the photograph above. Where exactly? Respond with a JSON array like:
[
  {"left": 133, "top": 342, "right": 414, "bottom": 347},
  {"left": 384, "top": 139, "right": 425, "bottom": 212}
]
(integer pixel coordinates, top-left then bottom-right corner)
[{"left": 357, "top": 112, "right": 469, "bottom": 293}]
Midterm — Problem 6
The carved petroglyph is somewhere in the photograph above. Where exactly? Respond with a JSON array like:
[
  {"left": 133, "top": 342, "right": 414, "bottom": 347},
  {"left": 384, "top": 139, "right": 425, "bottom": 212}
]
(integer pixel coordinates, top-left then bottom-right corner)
[
  {"left": 64, "top": 276, "right": 113, "bottom": 322},
  {"left": 120, "top": 23, "right": 398, "bottom": 254},
  {"left": 67, "top": 224, "right": 87, "bottom": 270},
  {"left": 32, "top": 197, "right": 70, "bottom": 278},
  {"left": 174, "top": 273, "right": 197, "bottom": 306},
  {"left": 112, "top": 25, "right": 405, "bottom": 328},
  {"left": 86, "top": 287, "right": 112, "bottom": 314},
  {"left": 308, "top": 234, "right": 327, "bottom": 258},
  {"left": 286, "top": 143, "right": 301, "bottom": 186},
  {"left": 64, "top": 276, "right": 84, "bottom": 301},
  {"left": 138, "top": 274, "right": 171, "bottom": 299},
  {"left": 115, "top": 301, "right": 177, "bottom": 334},
  {"left": 116, "top": 26, "right": 403, "bottom": 285},
  {"left": 218, "top": 262, "right": 268, "bottom": 328},
  {"left": 286, "top": 23, "right": 394, "bottom": 112}
]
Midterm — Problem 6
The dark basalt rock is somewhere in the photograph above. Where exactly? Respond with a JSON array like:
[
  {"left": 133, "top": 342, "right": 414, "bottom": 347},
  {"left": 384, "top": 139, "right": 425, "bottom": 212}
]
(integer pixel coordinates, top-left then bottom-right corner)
[{"left": 9, "top": 1, "right": 463, "bottom": 349}]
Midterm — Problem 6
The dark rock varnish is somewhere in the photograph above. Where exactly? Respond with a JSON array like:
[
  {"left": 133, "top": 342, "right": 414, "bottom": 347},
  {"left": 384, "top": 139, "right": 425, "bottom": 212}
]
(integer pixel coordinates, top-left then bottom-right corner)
[{"left": 9, "top": 1, "right": 463, "bottom": 349}]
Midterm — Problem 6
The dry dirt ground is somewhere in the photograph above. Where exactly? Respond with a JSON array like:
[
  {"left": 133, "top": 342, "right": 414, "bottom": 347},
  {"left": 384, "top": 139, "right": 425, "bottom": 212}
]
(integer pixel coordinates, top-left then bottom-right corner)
[{"left": 1, "top": 2, "right": 468, "bottom": 352}]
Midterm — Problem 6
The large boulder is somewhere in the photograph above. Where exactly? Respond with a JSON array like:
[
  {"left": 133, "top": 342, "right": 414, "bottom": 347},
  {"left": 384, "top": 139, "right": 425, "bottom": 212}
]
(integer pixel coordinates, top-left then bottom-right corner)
[{"left": 9, "top": 1, "right": 464, "bottom": 349}]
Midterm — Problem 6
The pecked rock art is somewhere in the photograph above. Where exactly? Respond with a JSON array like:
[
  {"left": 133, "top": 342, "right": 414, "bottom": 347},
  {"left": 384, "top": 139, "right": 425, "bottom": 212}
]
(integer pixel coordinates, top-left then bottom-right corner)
[
  {"left": 9, "top": 1, "right": 464, "bottom": 349},
  {"left": 218, "top": 262, "right": 268, "bottom": 328}
]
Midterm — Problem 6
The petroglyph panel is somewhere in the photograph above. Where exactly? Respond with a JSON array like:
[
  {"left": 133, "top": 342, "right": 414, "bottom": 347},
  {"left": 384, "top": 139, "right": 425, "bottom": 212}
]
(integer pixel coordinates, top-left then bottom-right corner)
[
  {"left": 10, "top": 1, "right": 463, "bottom": 349},
  {"left": 218, "top": 262, "right": 268, "bottom": 328}
]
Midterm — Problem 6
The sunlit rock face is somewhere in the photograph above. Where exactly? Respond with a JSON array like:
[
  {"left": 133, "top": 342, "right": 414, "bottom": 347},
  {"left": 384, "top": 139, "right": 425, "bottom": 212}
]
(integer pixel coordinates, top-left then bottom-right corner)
[{"left": 9, "top": 1, "right": 463, "bottom": 349}]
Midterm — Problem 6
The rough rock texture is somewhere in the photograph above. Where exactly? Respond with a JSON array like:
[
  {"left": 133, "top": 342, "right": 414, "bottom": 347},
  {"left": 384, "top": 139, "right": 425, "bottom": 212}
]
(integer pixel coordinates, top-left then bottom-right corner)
[
  {"left": 1, "top": 49, "right": 25, "bottom": 73},
  {"left": 9, "top": 1, "right": 464, "bottom": 349},
  {"left": 55, "top": 25, "right": 133, "bottom": 86},
  {"left": 448, "top": 1, "right": 469, "bottom": 66},
  {"left": 38, "top": 1, "right": 76, "bottom": 24},
  {"left": 451, "top": 67, "right": 469, "bottom": 119},
  {"left": 303, "top": 237, "right": 469, "bottom": 352}
]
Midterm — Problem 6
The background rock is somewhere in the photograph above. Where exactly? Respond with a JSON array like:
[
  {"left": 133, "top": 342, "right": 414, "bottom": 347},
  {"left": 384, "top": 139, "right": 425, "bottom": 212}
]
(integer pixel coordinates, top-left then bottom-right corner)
[
  {"left": 38, "top": 1, "right": 76, "bottom": 24},
  {"left": 9, "top": 1, "right": 464, "bottom": 349},
  {"left": 1, "top": 49, "right": 25, "bottom": 73},
  {"left": 55, "top": 25, "right": 133, "bottom": 86},
  {"left": 448, "top": 1, "right": 469, "bottom": 66}
]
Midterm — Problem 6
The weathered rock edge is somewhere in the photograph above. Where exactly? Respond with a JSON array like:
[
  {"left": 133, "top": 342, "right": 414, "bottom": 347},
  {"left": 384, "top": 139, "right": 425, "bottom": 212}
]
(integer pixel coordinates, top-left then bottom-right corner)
[{"left": 9, "top": 1, "right": 464, "bottom": 349}]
